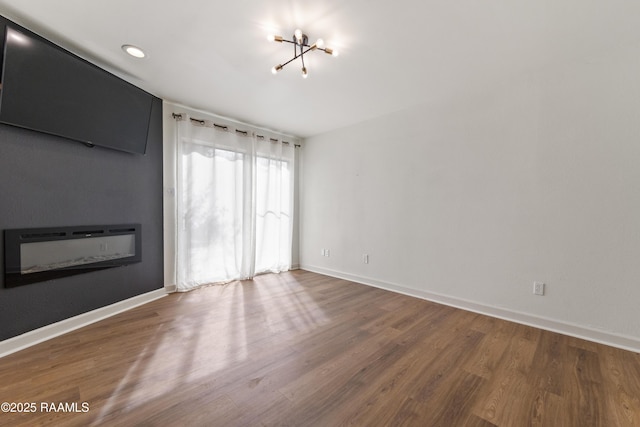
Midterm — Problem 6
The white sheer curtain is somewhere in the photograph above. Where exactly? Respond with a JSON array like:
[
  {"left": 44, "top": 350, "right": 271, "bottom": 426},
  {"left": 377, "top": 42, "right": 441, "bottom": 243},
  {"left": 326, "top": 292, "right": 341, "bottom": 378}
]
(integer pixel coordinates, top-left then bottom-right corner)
[{"left": 175, "top": 116, "right": 295, "bottom": 291}]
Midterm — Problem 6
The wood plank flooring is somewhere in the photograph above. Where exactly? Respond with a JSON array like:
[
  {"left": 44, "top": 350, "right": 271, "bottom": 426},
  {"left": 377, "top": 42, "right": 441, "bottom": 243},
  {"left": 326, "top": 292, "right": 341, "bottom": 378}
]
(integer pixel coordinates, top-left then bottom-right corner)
[{"left": 1, "top": 270, "right": 640, "bottom": 426}]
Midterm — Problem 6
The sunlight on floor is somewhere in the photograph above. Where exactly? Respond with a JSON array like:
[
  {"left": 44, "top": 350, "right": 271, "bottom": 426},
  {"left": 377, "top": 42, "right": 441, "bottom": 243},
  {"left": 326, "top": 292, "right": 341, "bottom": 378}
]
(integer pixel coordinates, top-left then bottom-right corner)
[
  {"left": 254, "top": 276, "right": 330, "bottom": 335},
  {"left": 91, "top": 273, "right": 329, "bottom": 423}
]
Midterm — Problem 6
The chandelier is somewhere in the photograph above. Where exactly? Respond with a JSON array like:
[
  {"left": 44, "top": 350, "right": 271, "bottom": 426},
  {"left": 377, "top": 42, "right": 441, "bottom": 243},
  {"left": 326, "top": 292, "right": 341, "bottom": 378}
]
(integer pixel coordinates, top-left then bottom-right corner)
[{"left": 268, "top": 29, "right": 339, "bottom": 78}]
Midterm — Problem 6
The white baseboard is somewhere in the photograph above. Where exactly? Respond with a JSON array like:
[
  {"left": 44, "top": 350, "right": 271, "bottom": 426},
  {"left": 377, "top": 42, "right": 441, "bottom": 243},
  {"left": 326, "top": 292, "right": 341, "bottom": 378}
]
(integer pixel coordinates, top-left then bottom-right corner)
[
  {"left": 0, "top": 289, "right": 168, "bottom": 359},
  {"left": 301, "top": 264, "right": 640, "bottom": 353}
]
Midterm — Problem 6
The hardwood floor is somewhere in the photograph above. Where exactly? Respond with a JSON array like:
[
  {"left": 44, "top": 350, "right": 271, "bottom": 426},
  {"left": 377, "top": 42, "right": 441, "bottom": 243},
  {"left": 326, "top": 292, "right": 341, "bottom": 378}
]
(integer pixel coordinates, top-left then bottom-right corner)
[{"left": 1, "top": 270, "right": 640, "bottom": 426}]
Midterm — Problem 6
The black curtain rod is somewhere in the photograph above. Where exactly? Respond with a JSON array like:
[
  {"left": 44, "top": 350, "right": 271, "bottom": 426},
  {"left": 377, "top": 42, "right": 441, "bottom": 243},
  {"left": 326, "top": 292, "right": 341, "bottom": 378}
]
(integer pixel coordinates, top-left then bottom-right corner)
[{"left": 173, "top": 112, "right": 301, "bottom": 147}]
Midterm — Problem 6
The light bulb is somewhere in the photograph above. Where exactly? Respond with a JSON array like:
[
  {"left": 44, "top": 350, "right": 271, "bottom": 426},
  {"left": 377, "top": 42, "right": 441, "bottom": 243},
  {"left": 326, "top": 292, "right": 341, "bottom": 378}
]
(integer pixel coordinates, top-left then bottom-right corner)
[
  {"left": 122, "top": 44, "right": 146, "bottom": 58},
  {"left": 332, "top": 49, "right": 339, "bottom": 57},
  {"left": 316, "top": 38, "right": 325, "bottom": 48},
  {"left": 268, "top": 34, "right": 283, "bottom": 42},
  {"left": 294, "top": 28, "right": 302, "bottom": 41},
  {"left": 302, "top": 67, "right": 308, "bottom": 78},
  {"left": 271, "top": 64, "right": 283, "bottom": 74}
]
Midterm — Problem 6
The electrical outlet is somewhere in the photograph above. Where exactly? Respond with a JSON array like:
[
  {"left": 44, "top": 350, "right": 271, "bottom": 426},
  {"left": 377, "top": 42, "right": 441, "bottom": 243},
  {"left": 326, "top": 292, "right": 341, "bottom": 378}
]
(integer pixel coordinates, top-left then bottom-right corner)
[
  {"left": 533, "top": 281, "right": 545, "bottom": 296},
  {"left": 326, "top": 249, "right": 330, "bottom": 257}
]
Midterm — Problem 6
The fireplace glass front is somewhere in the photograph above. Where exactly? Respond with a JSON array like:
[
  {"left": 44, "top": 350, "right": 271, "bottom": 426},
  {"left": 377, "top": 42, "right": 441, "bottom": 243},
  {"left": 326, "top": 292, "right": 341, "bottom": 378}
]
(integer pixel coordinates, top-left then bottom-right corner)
[{"left": 4, "top": 224, "right": 141, "bottom": 287}]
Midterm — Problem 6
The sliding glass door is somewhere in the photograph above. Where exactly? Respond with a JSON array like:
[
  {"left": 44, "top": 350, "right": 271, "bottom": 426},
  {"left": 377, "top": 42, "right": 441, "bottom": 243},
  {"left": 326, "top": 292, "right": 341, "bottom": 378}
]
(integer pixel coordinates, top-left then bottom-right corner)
[{"left": 175, "top": 118, "right": 295, "bottom": 291}]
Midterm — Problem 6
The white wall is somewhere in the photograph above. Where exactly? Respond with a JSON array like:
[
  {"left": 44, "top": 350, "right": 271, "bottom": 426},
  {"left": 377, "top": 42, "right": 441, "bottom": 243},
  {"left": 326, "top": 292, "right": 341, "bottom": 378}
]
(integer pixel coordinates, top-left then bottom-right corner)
[{"left": 300, "top": 41, "right": 640, "bottom": 350}]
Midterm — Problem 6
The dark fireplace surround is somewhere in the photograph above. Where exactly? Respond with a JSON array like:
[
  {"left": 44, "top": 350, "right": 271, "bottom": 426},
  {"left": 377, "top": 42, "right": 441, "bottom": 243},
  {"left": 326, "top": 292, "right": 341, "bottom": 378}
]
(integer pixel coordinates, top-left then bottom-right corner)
[{"left": 4, "top": 224, "right": 141, "bottom": 288}]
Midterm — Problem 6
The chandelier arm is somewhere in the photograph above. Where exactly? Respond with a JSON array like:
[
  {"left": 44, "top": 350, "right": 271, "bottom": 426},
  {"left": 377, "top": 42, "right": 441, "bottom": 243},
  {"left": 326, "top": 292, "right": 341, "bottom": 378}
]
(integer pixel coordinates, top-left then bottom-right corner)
[
  {"left": 280, "top": 55, "right": 300, "bottom": 68},
  {"left": 278, "top": 45, "right": 321, "bottom": 70},
  {"left": 281, "top": 38, "right": 313, "bottom": 48},
  {"left": 298, "top": 46, "right": 317, "bottom": 56},
  {"left": 279, "top": 38, "right": 317, "bottom": 50}
]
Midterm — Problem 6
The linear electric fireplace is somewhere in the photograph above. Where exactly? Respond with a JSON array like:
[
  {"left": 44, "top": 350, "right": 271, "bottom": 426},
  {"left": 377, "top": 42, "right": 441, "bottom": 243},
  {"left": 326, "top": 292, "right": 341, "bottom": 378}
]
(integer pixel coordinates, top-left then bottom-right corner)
[{"left": 4, "top": 224, "right": 141, "bottom": 288}]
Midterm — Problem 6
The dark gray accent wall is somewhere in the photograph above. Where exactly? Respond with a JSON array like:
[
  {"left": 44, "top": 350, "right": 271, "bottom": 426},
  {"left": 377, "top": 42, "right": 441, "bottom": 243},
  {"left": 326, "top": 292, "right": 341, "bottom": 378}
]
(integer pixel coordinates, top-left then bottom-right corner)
[{"left": 0, "top": 97, "right": 163, "bottom": 341}]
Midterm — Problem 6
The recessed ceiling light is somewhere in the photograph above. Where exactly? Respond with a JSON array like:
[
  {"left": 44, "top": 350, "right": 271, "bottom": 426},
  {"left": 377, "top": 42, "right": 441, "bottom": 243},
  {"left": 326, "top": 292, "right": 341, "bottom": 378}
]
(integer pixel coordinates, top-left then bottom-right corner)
[{"left": 122, "top": 44, "right": 146, "bottom": 58}]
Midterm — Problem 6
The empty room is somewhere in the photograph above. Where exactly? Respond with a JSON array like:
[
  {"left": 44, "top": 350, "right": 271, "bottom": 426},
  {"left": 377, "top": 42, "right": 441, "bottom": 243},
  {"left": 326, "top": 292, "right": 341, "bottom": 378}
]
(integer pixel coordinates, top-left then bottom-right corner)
[{"left": 1, "top": 1, "right": 640, "bottom": 426}]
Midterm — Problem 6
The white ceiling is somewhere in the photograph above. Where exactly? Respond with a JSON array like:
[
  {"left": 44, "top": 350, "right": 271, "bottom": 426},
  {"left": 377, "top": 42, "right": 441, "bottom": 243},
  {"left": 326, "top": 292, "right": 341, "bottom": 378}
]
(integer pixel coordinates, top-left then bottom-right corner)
[{"left": 1, "top": 1, "right": 639, "bottom": 138}]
